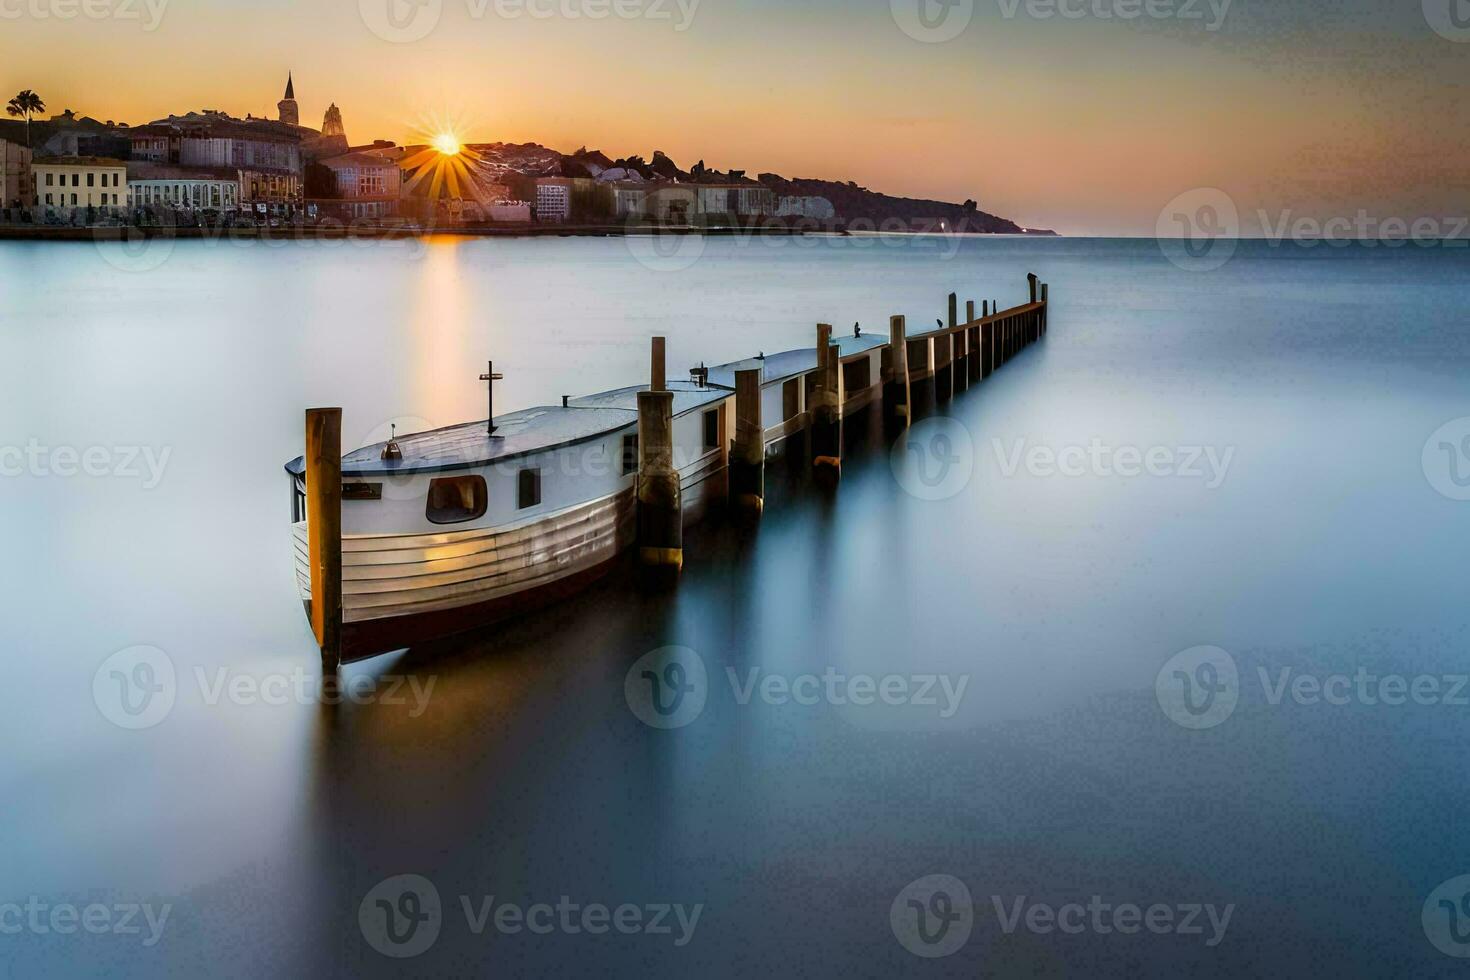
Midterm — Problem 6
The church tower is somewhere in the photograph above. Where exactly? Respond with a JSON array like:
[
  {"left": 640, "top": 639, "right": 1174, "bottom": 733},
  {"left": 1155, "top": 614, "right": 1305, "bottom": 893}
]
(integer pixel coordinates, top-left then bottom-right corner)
[
  {"left": 277, "top": 73, "right": 299, "bottom": 127},
  {"left": 321, "top": 103, "right": 346, "bottom": 140}
]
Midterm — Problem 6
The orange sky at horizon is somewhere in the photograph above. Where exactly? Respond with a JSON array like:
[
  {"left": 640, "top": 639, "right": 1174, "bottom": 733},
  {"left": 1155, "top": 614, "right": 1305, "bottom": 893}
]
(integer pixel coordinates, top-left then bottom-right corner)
[{"left": 4, "top": 0, "right": 1465, "bottom": 236}]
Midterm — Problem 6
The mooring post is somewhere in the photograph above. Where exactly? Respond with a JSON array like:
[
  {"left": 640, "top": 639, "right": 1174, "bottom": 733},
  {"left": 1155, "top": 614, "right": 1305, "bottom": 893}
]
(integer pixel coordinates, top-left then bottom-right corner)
[
  {"left": 811, "top": 323, "right": 842, "bottom": 478},
  {"left": 885, "top": 314, "right": 911, "bottom": 425},
  {"left": 1041, "top": 282, "right": 1049, "bottom": 335},
  {"left": 651, "top": 335, "right": 666, "bottom": 391},
  {"left": 1028, "top": 272, "right": 1039, "bottom": 305},
  {"left": 730, "top": 367, "right": 764, "bottom": 514},
  {"left": 305, "top": 408, "right": 342, "bottom": 674},
  {"left": 637, "top": 393, "right": 681, "bottom": 573},
  {"left": 981, "top": 301, "right": 994, "bottom": 379},
  {"left": 965, "top": 300, "right": 981, "bottom": 383}
]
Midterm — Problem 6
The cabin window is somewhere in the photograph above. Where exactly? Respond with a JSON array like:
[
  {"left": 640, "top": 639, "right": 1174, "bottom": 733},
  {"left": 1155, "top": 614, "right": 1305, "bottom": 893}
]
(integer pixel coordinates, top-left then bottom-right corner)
[
  {"left": 426, "top": 475, "right": 488, "bottom": 525},
  {"left": 518, "top": 468, "right": 541, "bottom": 510},
  {"left": 783, "top": 378, "right": 800, "bottom": 420},
  {"left": 702, "top": 408, "right": 720, "bottom": 451},
  {"left": 842, "top": 359, "right": 871, "bottom": 400},
  {"left": 621, "top": 434, "right": 639, "bottom": 475}
]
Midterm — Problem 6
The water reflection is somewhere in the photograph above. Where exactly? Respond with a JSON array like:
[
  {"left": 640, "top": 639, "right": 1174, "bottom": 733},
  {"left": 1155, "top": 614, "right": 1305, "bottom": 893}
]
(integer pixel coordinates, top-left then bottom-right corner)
[{"left": 4, "top": 237, "right": 1470, "bottom": 975}]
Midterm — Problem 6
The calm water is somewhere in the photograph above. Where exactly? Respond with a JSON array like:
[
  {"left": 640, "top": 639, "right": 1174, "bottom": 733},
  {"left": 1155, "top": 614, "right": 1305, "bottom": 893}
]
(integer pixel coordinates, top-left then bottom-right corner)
[{"left": 2, "top": 235, "right": 1468, "bottom": 977}]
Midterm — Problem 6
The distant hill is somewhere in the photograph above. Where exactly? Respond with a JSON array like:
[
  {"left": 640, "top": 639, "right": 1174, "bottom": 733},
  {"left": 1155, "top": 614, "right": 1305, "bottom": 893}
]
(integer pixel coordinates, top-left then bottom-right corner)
[{"left": 560, "top": 146, "right": 1052, "bottom": 234}]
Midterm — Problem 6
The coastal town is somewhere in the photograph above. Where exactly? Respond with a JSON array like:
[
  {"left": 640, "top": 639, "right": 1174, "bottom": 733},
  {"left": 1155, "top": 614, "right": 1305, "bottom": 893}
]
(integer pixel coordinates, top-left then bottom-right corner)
[{"left": 0, "top": 77, "right": 1042, "bottom": 235}]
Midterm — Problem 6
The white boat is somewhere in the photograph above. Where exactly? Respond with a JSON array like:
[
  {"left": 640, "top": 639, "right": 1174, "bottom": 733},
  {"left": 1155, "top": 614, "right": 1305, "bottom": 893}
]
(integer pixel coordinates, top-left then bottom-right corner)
[
  {"left": 284, "top": 332, "right": 890, "bottom": 662},
  {"left": 284, "top": 276, "right": 1051, "bottom": 663}
]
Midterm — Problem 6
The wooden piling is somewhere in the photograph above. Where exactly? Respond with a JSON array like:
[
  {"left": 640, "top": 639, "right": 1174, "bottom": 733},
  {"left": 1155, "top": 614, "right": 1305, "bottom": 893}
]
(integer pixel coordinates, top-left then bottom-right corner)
[
  {"left": 884, "top": 314, "right": 911, "bottom": 426},
  {"left": 651, "top": 335, "right": 666, "bottom": 392},
  {"left": 981, "top": 301, "right": 994, "bottom": 378},
  {"left": 811, "top": 323, "right": 842, "bottom": 477},
  {"left": 638, "top": 336, "right": 681, "bottom": 572},
  {"left": 966, "top": 301, "right": 981, "bottom": 383},
  {"left": 636, "top": 388, "right": 682, "bottom": 572},
  {"left": 305, "top": 407, "right": 342, "bottom": 673},
  {"left": 729, "top": 367, "right": 764, "bottom": 514},
  {"left": 943, "top": 293, "right": 961, "bottom": 396},
  {"left": 1041, "top": 283, "right": 1049, "bottom": 335}
]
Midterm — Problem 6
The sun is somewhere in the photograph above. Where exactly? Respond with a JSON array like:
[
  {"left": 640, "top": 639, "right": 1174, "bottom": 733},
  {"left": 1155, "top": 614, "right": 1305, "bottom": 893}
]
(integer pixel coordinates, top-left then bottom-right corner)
[{"left": 432, "top": 132, "right": 461, "bottom": 156}]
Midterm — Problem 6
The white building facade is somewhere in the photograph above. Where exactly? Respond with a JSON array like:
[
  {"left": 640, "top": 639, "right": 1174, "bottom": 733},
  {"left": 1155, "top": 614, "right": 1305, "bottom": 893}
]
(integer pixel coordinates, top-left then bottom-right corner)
[
  {"left": 1, "top": 140, "right": 34, "bottom": 208},
  {"left": 32, "top": 157, "right": 127, "bottom": 210}
]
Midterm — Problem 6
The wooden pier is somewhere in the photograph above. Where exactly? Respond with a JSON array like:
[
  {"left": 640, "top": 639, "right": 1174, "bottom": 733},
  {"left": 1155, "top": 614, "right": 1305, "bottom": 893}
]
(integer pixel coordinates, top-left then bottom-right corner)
[{"left": 300, "top": 274, "right": 1050, "bottom": 670}]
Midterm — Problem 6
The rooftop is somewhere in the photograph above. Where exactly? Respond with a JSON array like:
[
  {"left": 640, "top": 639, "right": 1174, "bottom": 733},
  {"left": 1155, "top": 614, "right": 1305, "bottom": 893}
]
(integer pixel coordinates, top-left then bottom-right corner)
[
  {"left": 284, "top": 382, "right": 731, "bottom": 477},
  {"left": 706, "top": 333, "right": 889, "bottom": 388},
  {"left": 32, "top": 156, "right": 127, "bottom": 167}
]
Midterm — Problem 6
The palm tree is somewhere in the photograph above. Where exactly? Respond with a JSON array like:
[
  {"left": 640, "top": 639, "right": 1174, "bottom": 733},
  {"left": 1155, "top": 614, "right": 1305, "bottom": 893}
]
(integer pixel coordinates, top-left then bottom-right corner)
[{"left": 6, "top": 90, "right": 46, "bottom": 148}]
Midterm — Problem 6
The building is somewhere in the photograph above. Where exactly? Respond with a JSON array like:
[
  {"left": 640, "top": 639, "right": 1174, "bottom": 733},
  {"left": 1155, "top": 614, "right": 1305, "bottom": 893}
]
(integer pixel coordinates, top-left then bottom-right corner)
[
  {"left": 125, "top": 162, "right": 239, "bottom": 210},
  {"left": 611, "top": 182, "right": 648, "bottom": 219},
  {"left": 239, "top": 169, "right": 302, "bottom": 215},
  {"left": 32, "top": 157, "right": 127, "bottom": 210},
  {"left": 302, "top": 103, "right": 349, "bottom": 161},
  {"left": 129, "top": 116, "right": 302, "bottom": 175},
  {"left": 535, "top": 177, "right": 575, "bottom": 221},
  {"left": 316, "top": 150, "right": 401, "bottom": 217},
  {"left": 488, "top": 202, "right": 531, "bottom": 222},
  {"left": 320, "top": 103, "right": 345, "bottom": 140},
  {"left": 644, "top": 185, "right": 697, "bottom": 224},
  {"left": 777, "top": 196, "right": 836, "bottom": 220},
  {"left": 278, "top": 73, "right": 299, "bottom": 128},
  {"left": 1, "top": 139, "right": 34, "bottom": 208},
  {"left": 534, "top": 177, "right": 603, "bottom": 222}
]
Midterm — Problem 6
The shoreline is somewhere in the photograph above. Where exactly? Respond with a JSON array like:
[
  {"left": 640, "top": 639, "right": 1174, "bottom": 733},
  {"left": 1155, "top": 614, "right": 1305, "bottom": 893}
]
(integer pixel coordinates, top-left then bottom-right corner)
[{"left": 0, "top": 223, "right": 1061, "bottom": 242}]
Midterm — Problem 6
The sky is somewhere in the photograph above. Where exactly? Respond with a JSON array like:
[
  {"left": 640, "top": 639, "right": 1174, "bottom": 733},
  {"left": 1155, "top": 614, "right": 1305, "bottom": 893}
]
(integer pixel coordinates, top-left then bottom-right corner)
[{"left": 2, "top": 0, "right": 1466, "bottom": 235}]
